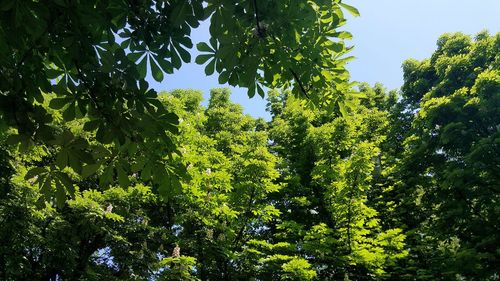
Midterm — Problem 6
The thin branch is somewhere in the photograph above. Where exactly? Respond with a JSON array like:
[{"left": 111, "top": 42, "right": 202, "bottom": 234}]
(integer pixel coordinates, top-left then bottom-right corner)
[
  {"left": 252, "top": 0, "right": 262, "bottom": 34},
  {"left": 289, "top": 68, "right": 310, "bottom": 99}
]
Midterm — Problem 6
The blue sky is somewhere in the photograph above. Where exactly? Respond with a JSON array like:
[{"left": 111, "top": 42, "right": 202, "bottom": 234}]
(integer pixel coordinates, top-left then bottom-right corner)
[{"left": 149, "top": 0, "right": 500, "bottom": 119}]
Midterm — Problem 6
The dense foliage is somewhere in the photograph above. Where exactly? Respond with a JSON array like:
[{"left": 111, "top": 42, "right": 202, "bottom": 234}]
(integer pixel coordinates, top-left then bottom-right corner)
[
  {"left": 0, "top": 0, "right": 357, "bottom": 205},
  {"left": 388, "top": 31, "right": 500, "bottom": 280},
  {"left": 0, "top": 3, "right": 498, "bottom": 280}
]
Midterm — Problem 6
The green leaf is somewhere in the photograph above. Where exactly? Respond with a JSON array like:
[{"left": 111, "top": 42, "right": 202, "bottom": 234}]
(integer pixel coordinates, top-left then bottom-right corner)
[
  {"left": 141, "top": 163, "right": 152, "bottom": 181},
  {"left": 339, "top": 2, "right": 360, "bottom": 17},
  {"left": 49, "top": 98, "right": 70, "bottom": 110},
  {"left": 46, "top": 68, "right": 64, "bottom": 79},
  {"left": 131, "top": 159, "right": 146, "bottom": 173},
  {"left": 197, "top": 42, "right": 214, "bottom": 53},
  {"left": 55, "top": 179, "right": 66, "bottom": 208},
  {"left": 68, "top": 152, "right": 83, "bottom": 173},
  {"left": 176, "top": 45, "right": 191, "bottom": 63},
  {"left": 338, "top": 101, "right": 348, "bottom": 117},
  {"left": 161, "top": 112, "right": 179, "bottom": 124},
  {"left": 195, "top": 54, "right": 212, "bottom": 64},
  {"left": 349, "top": 92, "right": 368, "bottom": 99},
  {"left": 56, "top": 150, "right": 68, "bottom": 169},
  {"left": 218, "top": 71, "right": 230, "bottom": 84},
  {"left": 99, "top": 166, "right": 114, "bottom": 187},
  {"left": 5, "top": 134, "right": 22, "bottom": 145},
  {"left": 205, "top": 59, "right": 215, "bottom": 75},
  {"left": 248, "top": 86, "right": 256, "bottom": 98},
  {"left": 127, "top": 52, "right": 145, "bottom": 62},
  {"left": 82, "top": 163, "right": 101, "bottom": 178},
  {"left": 158, "top": 174, "right": 182, "bottom": 198},
  {"left": 137, "top": 55, "right": 148, "bottom": 79},
  {"left": 257, "top": 84, "right": 265, "bottom": 98},
  {"left": 83, "top": 120, "right": 100, "bottom": 131},
  {"left": 150, "top": 57, "right": 164, "bottom": 82},
  {"left": 117, "top": 166, "right": 130, "bottom": 187},
  {"left": 171, "top": 49, "right": 182, "bottom": 69},
  {"left": 25, "top": 167, "right": 46, "bottom": 180},
  {"left": 157, "top": 58, "right": 173, "bottom": 74},
  {"left": 57, "top": 172, "right": 75, "bottom": 197},
  {"left": 62, "top": 103, "right": 76, "bottom": 121}
]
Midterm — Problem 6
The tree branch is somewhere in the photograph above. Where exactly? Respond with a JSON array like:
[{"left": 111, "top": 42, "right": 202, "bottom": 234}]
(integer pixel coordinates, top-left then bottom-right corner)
[{"left": 289, "top": 68, "right": 310, "bottom": 99}]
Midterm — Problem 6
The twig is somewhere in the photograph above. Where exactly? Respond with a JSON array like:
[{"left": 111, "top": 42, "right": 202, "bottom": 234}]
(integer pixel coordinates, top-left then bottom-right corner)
[{"left": 289, "top": 68, "right": 310, "bottom": 99}]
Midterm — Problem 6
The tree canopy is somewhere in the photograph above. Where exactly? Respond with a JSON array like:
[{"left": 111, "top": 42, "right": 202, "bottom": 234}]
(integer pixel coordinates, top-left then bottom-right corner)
[
  {"left": 0, "top": 0, "right": 358, "bottom": 205},
  {"left": 390, "top": 31, "right": 500, "bottom": 279},
  {"left": 0, "top": 1, "right": 499, "bottom": 280}
]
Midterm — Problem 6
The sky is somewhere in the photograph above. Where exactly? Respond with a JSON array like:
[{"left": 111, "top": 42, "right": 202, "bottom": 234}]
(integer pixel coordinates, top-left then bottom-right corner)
[{"left": 147, "top": 0, "right": 500, "bottom": 120}]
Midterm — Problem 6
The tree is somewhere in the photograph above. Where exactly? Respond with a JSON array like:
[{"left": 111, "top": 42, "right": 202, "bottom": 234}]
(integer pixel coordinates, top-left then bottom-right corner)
[
  {"left": 0, "top": 88, "right": 304, "bottom": 280},
  {"left": 266, "top": 88, "right": 407, "bottom": 280},
  {"left": 392, "top": 31, "right": 499, "bottom": 279},
  {"left": 0, "top": 0, "right": 358, "bottom": 204}
]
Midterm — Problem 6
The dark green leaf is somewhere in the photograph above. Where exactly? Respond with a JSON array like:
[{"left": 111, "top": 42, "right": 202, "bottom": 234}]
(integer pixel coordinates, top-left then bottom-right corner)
[
  {"left": 49, "top": 98, "right": 70, "bottom": 110},
  {"left": 56, "top": 150, "right": 68, "bottom": 169},
  {"left": 195, "top": 54, "right": 212, "bottom": 65},
  {"left": 205, "top": 59, "right": 215, "bottom": 75},
  {"left": 25, "top": 167, "right": 46, "bottom": 180},
  {"left": 83, "top": 120, "right": 101, "bottom": 131},
  {"left": 57, "top": 172, "right": 74, "bottom": 197},
  {"left": 82, "top": 163, "right": 101, "bottom": 178},
  {"left": 150, "top": 57, "right": 164, "bottom": 82},
  {"left": 197, "top": 42, "right": 214, "bottom": 53},
  {"left": 55, "top": 180, "right": 66, "bottom": 208},
  {"left": 62, "top": 103, "right": 76, "bottom": 121},
  {"left": 137, "top": 55, "right": 148, "bottom": 79},
  {"left": 117, "top": 166, "right": 130, "bottom": 188}
]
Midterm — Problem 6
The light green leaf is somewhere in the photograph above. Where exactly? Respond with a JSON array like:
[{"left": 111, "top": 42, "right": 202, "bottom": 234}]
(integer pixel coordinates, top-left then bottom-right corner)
[
  {"left": 338, "top": 101, "right": 348, "bottom": 117},
  {"left": 339, "top": 2, "right": 360, "bottom": 17}
]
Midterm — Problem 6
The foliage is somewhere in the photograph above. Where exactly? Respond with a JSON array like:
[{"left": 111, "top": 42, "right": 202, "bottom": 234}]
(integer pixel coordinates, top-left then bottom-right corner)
[
  {"left": 389, "top": 31, "right": 500, "bottom": 280},
  {"left": 1, "top": 10, "right": 498, "bottom": 280},
  {"left": 267, "top": 88, "right": 408, "bottom": 280},
  {"left": 0, "top": 0, "right": 357, "bottom": 205}
]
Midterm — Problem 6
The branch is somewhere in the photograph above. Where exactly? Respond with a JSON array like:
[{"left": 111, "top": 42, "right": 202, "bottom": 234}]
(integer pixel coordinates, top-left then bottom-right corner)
[
  {"left": 253, "top": 0, "right": 261, "bottom": 32},
  {"left": 289, "top": 68, "right": 310, "bottom": 99}
]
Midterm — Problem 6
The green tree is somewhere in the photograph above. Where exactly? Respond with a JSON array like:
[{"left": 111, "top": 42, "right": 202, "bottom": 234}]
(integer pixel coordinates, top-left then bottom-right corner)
[
  {"left": 392, "top": 31, "right": 499, "bottom": 280},
  {"left": 162, "top": 89, "right": 285, "bottom": 280},
  {"left": 266, "top": 89, "right": 407, "bottom": 280},
  {"left": 0, "top": 88, "right": 293, "bottom": 280}
]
